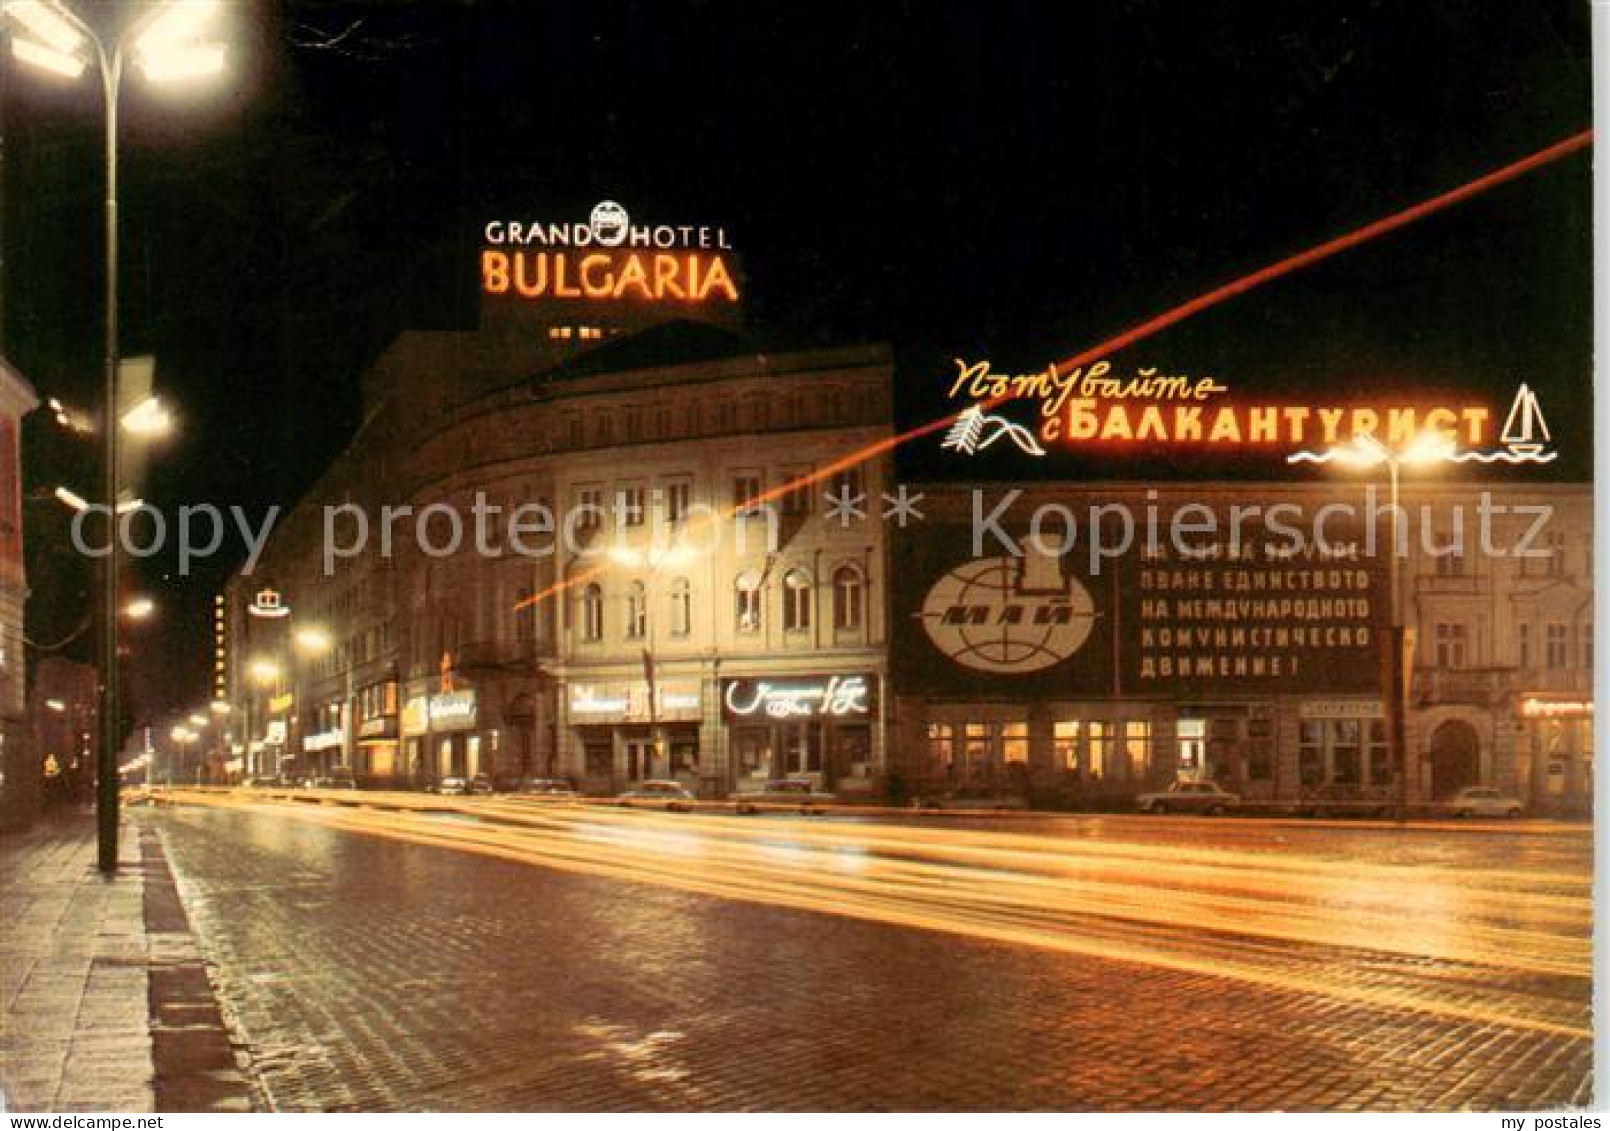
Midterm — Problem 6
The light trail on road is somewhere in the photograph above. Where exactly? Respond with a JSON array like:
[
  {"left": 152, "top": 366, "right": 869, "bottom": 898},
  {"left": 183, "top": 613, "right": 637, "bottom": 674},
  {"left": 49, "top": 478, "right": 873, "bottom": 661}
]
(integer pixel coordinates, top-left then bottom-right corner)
[{"left": 151, "top": 790, "right": 1591, "bottom": 1040}]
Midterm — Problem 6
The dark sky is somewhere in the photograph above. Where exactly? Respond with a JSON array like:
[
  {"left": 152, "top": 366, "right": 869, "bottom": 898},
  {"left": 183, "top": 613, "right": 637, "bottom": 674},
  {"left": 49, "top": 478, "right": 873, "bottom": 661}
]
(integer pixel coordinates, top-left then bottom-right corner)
[{"left": 2, "top": 0, "right": 1593, "bottom": 717}]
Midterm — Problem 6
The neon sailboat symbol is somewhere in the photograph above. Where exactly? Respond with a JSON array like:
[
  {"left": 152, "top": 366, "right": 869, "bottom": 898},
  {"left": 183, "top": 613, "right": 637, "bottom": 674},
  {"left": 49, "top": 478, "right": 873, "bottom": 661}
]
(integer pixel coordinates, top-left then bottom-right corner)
[{"left": 1499, "top": 383, "right": 1551, "bottom": 455}]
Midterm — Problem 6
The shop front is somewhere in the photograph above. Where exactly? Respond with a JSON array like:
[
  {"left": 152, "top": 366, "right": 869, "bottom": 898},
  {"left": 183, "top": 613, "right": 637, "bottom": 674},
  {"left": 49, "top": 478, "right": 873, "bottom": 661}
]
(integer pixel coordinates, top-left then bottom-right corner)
[
  {"left": 721, "top": 672, "right": 877, "bottom": 792},
  {"left": 567, "top": 680, "right": 703, "bottom": 793},
  {"left": 1515, "top": 694, "right": 1593, "bottom": 810},
  {"left": 354, "top": 679, "right": 400, "bottom": 786},
  {"left": 890, "top": 502, "right": 1391, "bottom": 805}
]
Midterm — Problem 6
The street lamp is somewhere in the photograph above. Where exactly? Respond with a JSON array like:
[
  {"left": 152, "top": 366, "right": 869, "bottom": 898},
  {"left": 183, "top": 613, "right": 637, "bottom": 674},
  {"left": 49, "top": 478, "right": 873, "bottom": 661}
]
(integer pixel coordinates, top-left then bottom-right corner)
[
  {"left": 122, "top": 595, "right": 154, "bottom": 620},
  {"left": 1315, "top": 429, "right": 1456, "bottom": 820},
  {"left": 4, "top": 0, "right": 229, "bottom": 873}
]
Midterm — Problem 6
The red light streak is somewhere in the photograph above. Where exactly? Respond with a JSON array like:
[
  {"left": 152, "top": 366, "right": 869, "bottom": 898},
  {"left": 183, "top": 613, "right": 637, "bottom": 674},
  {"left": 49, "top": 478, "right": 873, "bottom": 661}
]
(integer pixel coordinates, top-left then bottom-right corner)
[{"left": 516, "top": 129, "right": 1591, "bottom": 612}]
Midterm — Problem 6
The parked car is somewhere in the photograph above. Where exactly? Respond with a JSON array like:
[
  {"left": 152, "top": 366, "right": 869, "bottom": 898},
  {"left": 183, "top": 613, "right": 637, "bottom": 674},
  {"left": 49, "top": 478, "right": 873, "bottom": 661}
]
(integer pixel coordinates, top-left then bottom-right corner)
[
  {"left": 729, "top": 779, "right": 837, "bottom": 814},
  {"left": 309, "top": 769, "right": 358, "bottom": 790},
  {"left": 617, "top": 780, "right": 696, "bottom": 812},
  {"left": 468, "top": 774, "right": 496, "bottom": 795},
  {"left": 1135, "top": 779, "right": 1240, "bottom": 815},
  {"left": 434, "top": 776, "right": 469, "bottom": 796},
  {"left": 1440, "top": 785, "right": 1524, "bottom": 818},
  {"left": 514, "top": 777, "right": 579, "bottom": 797}
]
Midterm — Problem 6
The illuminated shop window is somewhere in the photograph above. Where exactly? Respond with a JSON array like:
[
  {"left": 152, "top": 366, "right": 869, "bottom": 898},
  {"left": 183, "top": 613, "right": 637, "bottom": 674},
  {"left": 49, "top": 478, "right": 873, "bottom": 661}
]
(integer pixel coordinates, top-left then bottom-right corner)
[
  {"left": 735, "top": 572, "right": 762, "bottom": 633},
  {"left": 625, "top": 581, "right": 647, "bottom": 640},
  {"left": 783, "top": 569, "right": 813, "bottom": 632},
  {"left": 1054, "top": 721, "right": 1079, "bottom": 771},
  {"left": 832, "top": 564, "right": 864, "bottom": 631},
  {"left": 962, "top": 723, "right": 991, "bottom": 777},
  {"left": 1123, "top": 721, "right": 1152, "bottom": 780},
  {"left": 1177, "top": 718, "right": 1206, "bottom": 775},
  {"left": 669, "top": 578, "right": 692, "bottom": 637},
  {"left": 1001, "top": 722, "right": 1029, "bottom": 765},
  {"left": 1087, "top": 721, "right": 1114, "bottom": 780}
]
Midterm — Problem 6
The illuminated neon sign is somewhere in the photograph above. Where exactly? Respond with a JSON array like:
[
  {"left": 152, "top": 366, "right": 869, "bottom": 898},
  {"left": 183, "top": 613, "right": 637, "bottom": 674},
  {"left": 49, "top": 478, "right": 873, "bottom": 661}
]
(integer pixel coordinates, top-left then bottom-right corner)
[
  {"left": 482, "top": 201, "right": 739, "bottom": 303},
  {"left": 722, "top": 675, "right": 874, "bottom": 720},
  {"left": 942, "top": 358, "right": 1557, "bottom": 465}
]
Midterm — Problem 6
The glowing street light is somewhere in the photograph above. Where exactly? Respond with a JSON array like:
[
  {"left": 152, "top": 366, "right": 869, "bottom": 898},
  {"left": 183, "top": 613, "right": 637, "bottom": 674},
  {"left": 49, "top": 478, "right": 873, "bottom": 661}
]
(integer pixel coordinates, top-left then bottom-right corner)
[
  {"left": 293, "top": 626, "right": 333, "bottom": 656},
  {"left": 187, "top": 713, "right": 208, "bottom": 728},
  {"left": 119, "top": 394, "right": 173, "bottom": 438},
  {"left": 2, "top": 0, "right": 233, "bottom": 873},
  {"left": 122, "top": 595, "right": 155, "bottom": 620},
  {"left": 209, "top": 700, "right": 231, "bottom": 716},
  {"left": 248, "top": 657, "right": 282, "bottom": 686}
]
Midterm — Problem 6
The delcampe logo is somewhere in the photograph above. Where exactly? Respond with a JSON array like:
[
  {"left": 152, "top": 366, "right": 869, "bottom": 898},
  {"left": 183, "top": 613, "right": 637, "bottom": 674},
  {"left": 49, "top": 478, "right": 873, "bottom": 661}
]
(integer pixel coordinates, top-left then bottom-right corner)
[{"left": 919, "top": 550, "right": 1096, "bottom": 673}]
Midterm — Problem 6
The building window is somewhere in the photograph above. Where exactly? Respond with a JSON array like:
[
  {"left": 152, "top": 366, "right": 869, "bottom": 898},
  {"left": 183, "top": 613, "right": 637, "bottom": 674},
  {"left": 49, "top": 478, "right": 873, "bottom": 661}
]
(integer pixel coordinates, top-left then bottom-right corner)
[
  {"left": 733, "top": 472, "right": 763, "bottom": 518},
  {"left": 664, "top": 481, "right": 691, "bottom": 524},
  {"left": 625, "top": 581, "right": 647, "bottom": 640},
  {"left": 1585, "top": 622, "right": 1594, "bottom": 670},
  {"left": 617, "top": 485, "right": 646, "bottom": 527},
  {"left": 832, "top": 564, "right": 864, "bottom": 631},
  {"left": 1546, "top": 531, "right": 1568, "bottom": 577},
  {"left": 962, "top": 723, "right": 991, "bottom": 778},
  {"left": 581, "top": 584, "right": 603, "bottom": 642},
  {"left": 515, "top": 586, "right": 536, "bottom": 644},
  {"left": 575, "top": 486, "right": 603, "bottom": 531},
  {"left": 927, "top": 723, "right": 955, "bottom": 776},
  {"left": 783, "top": 569, "right": 812, "bottom": 632},
  {"left": 1434, "top": 548, "right": 1465, "bottom": 577},
  {"left": 1054, "top": 721, "right": 1079, "bottom": 772},
  {"left": 1434, "top": 623, "right": 1468, "bottom": 669},
  {"left": 780, "top": 467, "right": 813, "bottom": 516},
  {"left": 1518, "top": 622, "right": 1531, "bottom": 670},
  {"left": 828, "top": 464, "right": 865, "bottom": 506},
  {"left": 1546, "top": 622, "right": 1569, "bottom": 669},
  {"left": 735, "top": 572, "right": 762, "bottom": 634},
  {"left": 1001, "top": 722, "right": 1029, "bottom": 765},
  {"left": 1088, "top": 721, "right": 1115, "bottom": 781},
  {"left": 593, "top": 413, "right": 614, "bottom": 445},
  {"left": 1122, "top": 721, "right": 1151, "bottom": 781},
  {"left": 669, "top": 577, "right": 691, "bottom": 637}
]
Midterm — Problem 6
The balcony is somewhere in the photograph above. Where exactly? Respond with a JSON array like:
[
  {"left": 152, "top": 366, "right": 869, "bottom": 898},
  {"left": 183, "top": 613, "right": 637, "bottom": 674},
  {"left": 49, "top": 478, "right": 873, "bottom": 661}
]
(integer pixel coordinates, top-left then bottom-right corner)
[
  {"left": 453, "top": 638, "right": 539, "bottom": 675},
  {"left": 1412, "top": 667, "right": 1514, "bottom": 708}
]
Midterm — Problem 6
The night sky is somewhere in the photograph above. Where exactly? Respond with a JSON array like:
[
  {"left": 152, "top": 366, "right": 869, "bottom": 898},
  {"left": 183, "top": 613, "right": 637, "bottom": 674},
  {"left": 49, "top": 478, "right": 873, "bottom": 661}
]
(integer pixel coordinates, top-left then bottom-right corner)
[{"left": 1, "top": 0, "right": 1592, "bottom": 719}]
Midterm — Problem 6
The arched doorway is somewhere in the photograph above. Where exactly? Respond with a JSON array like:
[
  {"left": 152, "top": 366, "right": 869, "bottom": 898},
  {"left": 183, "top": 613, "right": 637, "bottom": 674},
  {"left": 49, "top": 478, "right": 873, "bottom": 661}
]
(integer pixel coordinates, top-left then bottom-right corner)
[
  {"left": 506, "top": 693, "right": 536, "bottom": 777},
  {"left": 1428, "top": 720, "right": 1480, "bottom": 798}
]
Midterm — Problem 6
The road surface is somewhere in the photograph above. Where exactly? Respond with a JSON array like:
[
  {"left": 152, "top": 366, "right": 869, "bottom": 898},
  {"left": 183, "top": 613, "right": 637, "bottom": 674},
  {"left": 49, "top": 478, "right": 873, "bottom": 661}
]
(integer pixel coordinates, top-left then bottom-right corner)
[{"left": 137, "top": 791, "right": 1592, "bottom": 1111}]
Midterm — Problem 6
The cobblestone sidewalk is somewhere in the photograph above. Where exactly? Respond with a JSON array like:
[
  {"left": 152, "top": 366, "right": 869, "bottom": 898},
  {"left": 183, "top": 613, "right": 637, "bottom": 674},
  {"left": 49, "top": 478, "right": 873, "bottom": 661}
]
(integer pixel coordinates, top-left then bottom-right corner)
[{"left": 0, "top": 809, "right": 255, "bottom": 1112}]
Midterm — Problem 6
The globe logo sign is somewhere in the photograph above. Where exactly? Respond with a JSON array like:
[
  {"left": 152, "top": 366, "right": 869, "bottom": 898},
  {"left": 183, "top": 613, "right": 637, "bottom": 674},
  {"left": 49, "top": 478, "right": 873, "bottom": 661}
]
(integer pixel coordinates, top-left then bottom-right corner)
[
  {"left": 920, "top": 556, "right": 1096, "bottom": 674},
  {"left": 589, "top": 200, "right": 630, "bottom": 246}
]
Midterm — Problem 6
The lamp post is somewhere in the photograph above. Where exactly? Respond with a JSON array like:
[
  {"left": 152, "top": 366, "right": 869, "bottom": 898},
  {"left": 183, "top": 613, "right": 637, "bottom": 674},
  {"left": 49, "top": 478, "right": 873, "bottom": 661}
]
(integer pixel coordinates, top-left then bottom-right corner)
[
  {"left": 608, "top": 540, "right": 699, "bottom": 783},
  {"left": 1319, "top": 431, "right": 1455, "bottom": 820},
  {"left": 3, "top": 0, "right": 228, "bottom": 873}
]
